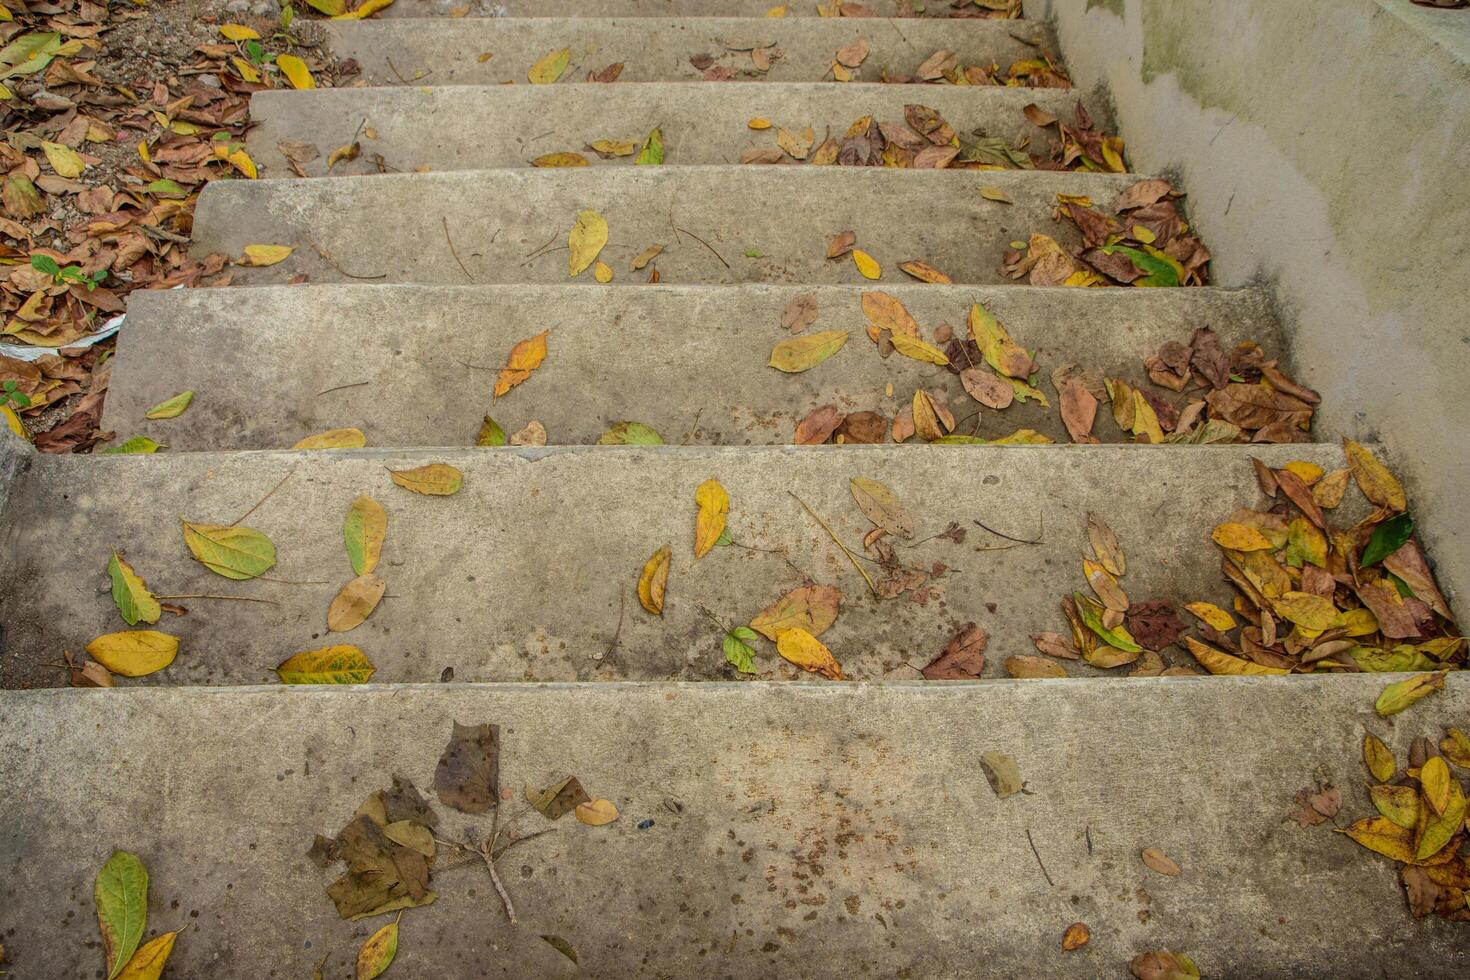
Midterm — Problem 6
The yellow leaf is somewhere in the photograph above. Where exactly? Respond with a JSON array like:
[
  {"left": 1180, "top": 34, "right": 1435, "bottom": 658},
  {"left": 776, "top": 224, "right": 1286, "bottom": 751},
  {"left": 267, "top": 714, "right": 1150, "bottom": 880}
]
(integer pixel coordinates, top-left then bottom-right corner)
[
  {"left": 568, "top": 209, "right": 608, "bottom": 277},
  {"left": 1184, "top": 601, "right": 1236, "bottom": 632},
  {"left": 144, "top": 391, "right": 194, "bottom": 420},
  {"left": 979, "top": 185, "right": 1012, "bottom": 204},
  {"left": 343, "top": 494, "right": 387, "bottom": 575},
  {"left": 1375, "top": 671, "right": 1446, "bottom": 717},
  {"left": 108, "top": 552, "right": 160, "bottom": 626},
  {"left": 276, "top": 53, "right": 315, "bottom": 89},
  {"left": 1441, "top": 727, "right": 1470, "bottom": 769},
  {"left": 42, "top": 140, "right": 84, "bottom": 178},
  {"left": 276, "top": 644, "right": 376, "bottom": 684},
  {"left": 768, "top": 330, "right": 849, "bottom": 373},
  {"left": 228, "top": 147, "right": 257, "bottom": 178},
  {"left": 231, "top": 56, "right": 260, "bottom": 83},
  {"left": 1272, "top": 591, "right": 1340, "bottom": 631},
  {"left": 851, "top": 249, "right": 880, "bottom": 280},
  {"left": 532, "top": 151, "right": 589, "bottom": 167},
  {"left": 388, "top": 462, "right": 464, "bottom": 495},
  {"left": 637, "top": 545, "right": 671, "bottom": 615},
  {"left": 889, "top": 332, "right": 950, "bottom": 366},
  {"left": 587, "top": 139, "right": 635, "bottom": 157},
  {"left": 1363, "top": 731, "right": 1395, "bottom": 782},
  {"left": 528, "top": 47, "right": 571, "bottom": 84},
  {"left": 333, "top": 0, "right": 394, "bottom": 16},
  {"left": 494, "top": 330, "right": 548, "bottom": 397},
  {"left": 328, "top": 573, "right": 386, "bottom": 632},
  {"left": 1422, "top": 756, "right": 1454, "bottom": 816},
  {"left": 575, "top": 798, "right": 619, "bottom": 826},
  {"left": 1184, "top": 636, "right": 1287, "bottom": 675},
  {"left": 593, "top": 260, "right": 613, "bottom": 283},
  {"left": 775, "top": 627, "right": 844, "bottom": 680},
  {"left": 1370, "top": 783, "right": 1420, "bottom": 829},
  {"left": 356, "top": 915, "right": 399, "bottom": 980},
  {"left": 1341, "top": 607, "right": 1379, "bottom": 636},
  {"left": 2, "top": 404, "right": 27, "bottom": 440},
  {"left": 1130, "top": 389, "right": 1164, "bottom": 443},
  {"left": 181, "top": 521, "right": 276, "bottom": 579},
  {"left": 748, "top": 117, "right": 772, "bottom": 129},
  {"left": 218, "top": 23, "right": 260, "bottom": 40},
  {"left": 693, "top": 478, "right": 728, "bottom": 559},
  {"left": 1061, "top": 922, "right": 1090, "bottom": 952},
  {"left": 767, "top": 4, "right": 788, "bottom": 14},
  {"left": 1211, "top": 522, "right": 1273, "bottom": 551},
  {"left": 1343, "top": 815, "right": 1416, "bottom": 863},
  {"left": 912, "top": 387, "right": 946, "bottom": 442},
  {"left": 968, "top": 303, "right": 1034, "bottom": 379},
  {"left": 1283, "top": 460, "right": 1324, "bottom": 485},
  {"left": 117, "top": 931, "right": 178, "bottom": 980},
  {"left": 1418, "top": 778, "right": 1466, "bottom": 861},
  {"left": 85, "top": 630, "right": 178, "bottom": 677},
  {"left": 293, "top": 427, "right": 366, "bottom": 449},
  {"left": 776, "top": 126, "right": 814, "bottom": 160},
  {"left": 897, "top": 259, "right": 952, "bottom": 284},
  {"left": 1344, "top": 438, "right": 1406, "bottom": 512},
  {"left": 239, "top": 243, "right": 293, "bottom": 267},
  {"left": 860, "top": 291, "right": 919, "bottom": 337}
]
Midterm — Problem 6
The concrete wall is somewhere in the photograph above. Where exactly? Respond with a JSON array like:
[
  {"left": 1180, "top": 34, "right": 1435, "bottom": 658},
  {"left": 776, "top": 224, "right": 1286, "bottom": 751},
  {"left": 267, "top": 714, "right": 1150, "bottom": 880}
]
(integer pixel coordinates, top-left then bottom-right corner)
[{"left": 1032, "top": 0, "right": 1470, "bottom": 614}]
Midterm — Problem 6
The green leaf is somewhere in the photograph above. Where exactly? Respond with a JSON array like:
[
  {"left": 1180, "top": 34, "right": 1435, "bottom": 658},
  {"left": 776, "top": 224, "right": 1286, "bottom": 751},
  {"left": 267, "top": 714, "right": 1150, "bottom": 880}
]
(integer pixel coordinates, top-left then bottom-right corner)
[
  {"left": 181, "top": 521, "right": 277, "bottom": 580},
  {"left": 1361, "top": 513, "right": 1414, "bottom": 567},
  {"left": 276, "top": 644, "right": 376, "bottom": 684},
  {"left": 1073, "top": 592, "right": 1143, "bottom": 653},
  {"left": 723, "top": 626, "right": 759, "bottom": 674},
  {"left": 108, "top": 553, "right": 161, "bottom": 626},
  {"left": 715, "top": 526, "right": 733, "bottom": 547},
  {"left": 29, "top": 253, "right": 59, "bottom": 277},
  {"left": 1102, "top": 243, "right": 1181, "bottom": 287},
  {"left": 343, "top": 494, "right": 387, "bottom": 576},
  {"left": 635, "top": 126, "right": 664, "bottom": 165},
  {"left": 144, "top": 179, "right": 188, "bottom": 198},
  {"left": 305, "top": 0, "right": 347, "bottom": 13},
  {"left": 95, "top": 850, "right": 148, "bottom": 980},
  {"left": 476, "top": 414, "right": 506, "bottom": 447},
  {"left": 0, "top": 32, "right": 61, "bottom": 80},
  {"left": 144, "top": 391, "right": 194, "bottom": 420},
  {"left": 100, "top": 437, "right": 165, "bottom": 455},
  {"left": 597, "top": 421, "right": 664, "bottom": 445},
  {"left": 1349, "top": 645, "right": 1438, "bottom": 673}
]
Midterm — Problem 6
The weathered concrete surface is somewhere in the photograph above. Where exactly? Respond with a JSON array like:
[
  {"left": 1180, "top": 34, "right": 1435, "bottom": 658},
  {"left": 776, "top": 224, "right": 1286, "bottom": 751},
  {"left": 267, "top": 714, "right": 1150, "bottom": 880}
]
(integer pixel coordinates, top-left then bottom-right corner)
[
  {"left": 1032, "top": 0, "right": 1470, "bottom": 619},
  {"left": 1, "top": 676, "right": 1466, "bottom": 977},
  {"left": 372, "top": 0, "right": 1010, "bottom": 18},
  {"left": 103, "top": 284, "right": 1282, "bottom": 450},
  {"left": 191, "top": 168, "right": 1138, "bottom": 286},
  {"left": 323, "top": 16, "right": 1056, "bottom": 85},
  {"left": 248, "top": 83, "right": 1089, "bottom": 178},
  {"left": 0, "top": 444, "right": 1363, "bottom": 689},
  {"left": 0, "top": 427, "right": 31, "bottom": 530}
]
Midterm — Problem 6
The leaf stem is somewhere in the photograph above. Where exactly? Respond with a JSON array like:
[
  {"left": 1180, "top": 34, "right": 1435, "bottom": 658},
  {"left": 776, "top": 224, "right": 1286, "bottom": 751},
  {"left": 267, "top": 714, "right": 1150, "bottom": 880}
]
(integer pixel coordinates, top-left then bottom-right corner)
[{"left": 789, "top": 492, "right": 878, "bottom": 596}]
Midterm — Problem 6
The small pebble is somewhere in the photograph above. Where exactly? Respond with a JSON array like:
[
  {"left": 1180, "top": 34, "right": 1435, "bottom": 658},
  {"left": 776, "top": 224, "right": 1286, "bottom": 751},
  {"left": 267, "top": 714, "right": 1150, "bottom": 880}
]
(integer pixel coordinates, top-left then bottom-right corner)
[{"left": 637, "top": 819, "right": 654, "bottom": 830}]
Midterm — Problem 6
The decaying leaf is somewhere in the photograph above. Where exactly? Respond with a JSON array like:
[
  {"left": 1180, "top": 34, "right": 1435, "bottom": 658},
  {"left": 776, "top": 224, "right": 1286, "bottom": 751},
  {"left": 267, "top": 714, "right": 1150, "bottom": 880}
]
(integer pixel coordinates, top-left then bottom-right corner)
[
  {"left": 528, "top": 47, "right": 570, "bottom": 84},
  {"left": 769, "top": 330, "right": 849, "bottom": 372},
  {"left": 389, "top": 463, "right": 464, "bottom": 496},
  {"left": 1344, "top": 439, "right": 1406, "bottom": 512},
  {"left": 849, "top": 477, "right": 914, "bottom": 539},
  {"left": 575, "top": 798, "right": 619, "bottom": 826},
  {"left": 1441, "top": 727, "right": 1470, "bottom": 769},
  {"left": 1129, "top": 950, "right": 1201, "bottom": 980},
  {"left": 526, "top": 776, "right": 591, "bottom": 821},
  {"left": 1141, "top": 848, "right": 1181, "bottom": 876},
  {"left": 980, "top": 750, "right": 1023, "bottom": 799},
  {"left": 568, "top": 209, "right": 608, "bottom": 277},
  {"left": 435, "top": 721, "right": 500, "bottom": 814},
  {"left": 749, "top": 584, "right": 840, "bottom": 641},
  {"left": 327, "top": 574, "right": 386, "bottom": 632},
  {"left": 1287, "top": 780, "right": 1342, "bottom": 827},
  {"left": 293, "top": 428, "right": 367, "bottom": 450},
  {"left": 898, "top": 259, "right": 952, "bottom": 284},
  {"left": 1375, "top": 671, "right": 1446, "bottom": 717},
  {"left": 1061, "top": 922, "right": 1089, "bottom": 951},
  {"left": 1006, "top": 655, "right": 1068, "bottom": 678},
  {"left": 95, "top": 850, "right": 148, "bottom": 980},
  {"left": 1364, "top": 732, "right": 1396, "bottom": 782},
  {"left": 494, "top": 330, "right": 549, "bottom": 397},
  {"left": 85, "top": 630, "right": 178, "bottom": 677},
  {"left": 637, "top": 545, "right": 671, "bottom": 615},
  {"left": 693, "top": 478, "right": 729, "bottom": 558},
  {"left": 356, "top": 914, "right": 399, "bottom": 980},
  {"left": 276, "top": 645, "right": 376, "bottom": 684},
  {"left": 775, "top": 627, "right": 844, "bottom": 679},
  {"left": 344, "top": 495, "right": 388, "bottom": 575},
  {"left": 921, "top": 622, "right": 988, "bottom": 679},
  {"left": 117, "top": 931, "right": 177, "bottom": 980},
  {"left": 108, "top": 552, "right": 160, "bottom": 626}
]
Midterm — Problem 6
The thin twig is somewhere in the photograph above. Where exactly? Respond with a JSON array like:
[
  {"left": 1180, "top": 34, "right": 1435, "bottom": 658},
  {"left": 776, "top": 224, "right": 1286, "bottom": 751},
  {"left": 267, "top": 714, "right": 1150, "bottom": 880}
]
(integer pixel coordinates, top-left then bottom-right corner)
[
  {"left": 229, "top": 468, "right": 295, "bottom": 527},
  {"left": 789, "top": 492, "right": 878, "bottom": 596},
  {"left": 1026, "top": 828, "right": 1055, "bottom": 887},
  {"left": 442, "top": 216, "right": 476, "bottom": 282},
  {"left": 604, "top": 594, "right": 625, "bottom": 662},
  {"left": 973, "top": 511, "right": 1045, "bottom": 545},
  {"left": 1085, "top": 823, "right": 1093, "bottom": 856},
  {"left": 153, "top": 593, "right": 281, "bottom": 605},
  {"left": 673, "top": 226, "right": 729, "bottom": 269},
  {"left": 305, "top": 234, "right": 387, "bottom": 280},
  {"left": 317, "top": 380, "right": 370, "bottom": 397},
  {"left": 523, "top": 232, "right": 557, "bottom": 259},
  {"left": 255, "top": 575, "right": 329, "bottom": 586},
  {"left": 384, "top": 56, "right": 429, "bottom": 83}
]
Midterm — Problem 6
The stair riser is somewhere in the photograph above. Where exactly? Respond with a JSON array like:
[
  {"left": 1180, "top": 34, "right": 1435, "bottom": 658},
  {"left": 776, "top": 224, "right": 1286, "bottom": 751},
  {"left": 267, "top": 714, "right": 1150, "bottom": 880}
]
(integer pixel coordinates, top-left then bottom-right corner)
[
  {"left": 321, "top": 17, "right": 1055, "bottom": 85},
  {"left": 103, "top": 285, "right": 1282, "bottom": 451},
  {"left": 248, "top": 84, "right": 1090, "bottom": 178}
]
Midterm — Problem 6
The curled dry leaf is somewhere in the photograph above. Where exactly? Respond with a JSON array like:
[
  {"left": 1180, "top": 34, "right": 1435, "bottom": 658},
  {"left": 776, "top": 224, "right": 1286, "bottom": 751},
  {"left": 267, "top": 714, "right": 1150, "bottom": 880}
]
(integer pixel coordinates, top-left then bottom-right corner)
[
  {"left": 775, "top": 627, "right": 844, "bottom": 679},
  {"left": 293, "top": 427, "right": 367, "bottom": 450},
  {"left": 389, "top": 463, "right": 464, "bottom": 496},
  {"left": 85, "top": 631, "right": 178, "bottom": 677},
  {"left": 1061, "top": 922, "right": 1090, "bottom": 951},
  {"left": 327, "top": 574, "right": 386, "bottom": 632},
  {"left": 1140, "top": 848, "right": 1181, "bottom": 877},
  {"left": 526, "top": 775, "right": 591, "bottom": 821},
  {"left": 693, "top": 478, "right": 729, "bottom": 558},
  {"left": 575, "top": 798, "right": 619, "bottom": 826},
  {"left": 494, "top": 330, "right": 549, "bottom": 398},
  {"left": 826, "top": 229, "right": 856, "bottom": 258},
  {"left": 637, "top": 545, "right": 671, "bottom": 615}
]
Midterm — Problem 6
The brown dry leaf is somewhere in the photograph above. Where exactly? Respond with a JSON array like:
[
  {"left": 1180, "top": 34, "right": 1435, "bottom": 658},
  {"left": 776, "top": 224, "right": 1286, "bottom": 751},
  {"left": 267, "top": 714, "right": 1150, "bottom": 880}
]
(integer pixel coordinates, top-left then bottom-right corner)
[
  {"left": 921, "top": 623, "right": 988, "bottom": 679},
  {"left": 532, "top": 152, "right": 590, "bottom": 168},
  {"left": 1287, "top": 780, "right": 1342, "bottom": 828},
  {"left": 575, "top": 798, "right": 619, "bottom": 826},
  {"left": 826, "top": 230, "right": 856, "bottom": 258},
  {"left": 631, "top": 244, "right": 663, "bottom": 270},
  {"left": 1141, "top": 848, "right": 1181, "bottom": 877},
  {"left": 860, "top": 291, "right": 919, "bottom": 337},
  {"left": 327, "top": 574, "right": 386, "bottom": 632},
  {"left": 795, "top": 405, "right": 844, "bottom": 444},
  {"left": 750, "top": 584, "right": 841, "bottom": 641},
  {"left": 1087, "top": 513, "right": 1126, "bottom": 575},
  {"left": 776, "top": 126, "right": 815, "bottom": 160},
  {"left": 1060, "top": 381, "right": 1098, "bottom": 443},
  {"left": 1061, "top": 922, "right": 1090, "bottom": 951},
  {"left": 1129, "top": 951, "right": 1201, "bottom": 980},
  {"left": 637, "top": 545, "right": 671, "bottom": 615},
  {"left": 434, "top": 721, "right": 500, "bottom": 814},
  {"left": 980, "top": 751, "right": 1023, "bottom": 799},
  {"left": 693, "top": 478, "right": 729, "bottom": 558},
  {"left": 1006, "top": 655, "right": 1068, "bottom": 678},
  {"left": 1083, "top": 559, "right": 1128, "bottom": 612},
  {"left": 775, "top": 627, "right": 844, "bottom": 679},
  {"left": 780, "top": 293, "right": 818, "bottom": 332},
  {"left": 897, "top": 259, "right": 952, "bottom": 284},
  {"left": 835, "top": 39, "right": 869, "bottom": 68},
  {"left": 494, "top": 330, "right": 549, "bottom": 398},
  {"left": 510, "top": 421, "right": 548, "bottom": 446},
  {"left": 849, "top": 477, "right": 914, "bottom": 538},
  {"left": 527, "top": 776, "right": 591, "bottom": 821}
]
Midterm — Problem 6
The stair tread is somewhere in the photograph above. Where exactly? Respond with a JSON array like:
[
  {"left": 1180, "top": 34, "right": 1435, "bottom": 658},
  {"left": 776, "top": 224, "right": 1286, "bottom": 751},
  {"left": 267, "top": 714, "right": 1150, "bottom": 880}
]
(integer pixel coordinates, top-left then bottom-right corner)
[
  {"left": 246, "top": 83, "right": 1099, "bottom": 178},
  {"left": 321, "top": 16, "right": 1056, "bottom": 85},
  {"left": 0, "top": 676, "right": 1464, "bottom": 976},
  {"left": 369, "top": 0, "right": 1016, "bottom": 19},
  {"left": 2, "top": 442, "right": 1356, "bottom": 688},
  {"left": 191, "top": 167, "right": 1140, "bottom": 286},
  {"left": 103, "top": 283, "right": 1283, "bottom": 450}
]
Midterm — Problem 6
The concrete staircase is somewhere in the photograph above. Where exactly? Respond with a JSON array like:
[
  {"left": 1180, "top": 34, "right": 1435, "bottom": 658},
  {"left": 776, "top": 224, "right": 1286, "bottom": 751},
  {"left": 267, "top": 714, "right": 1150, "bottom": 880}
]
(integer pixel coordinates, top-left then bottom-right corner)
[{"left": 0, "top": 3, "right": 1464, "bottom": 976}]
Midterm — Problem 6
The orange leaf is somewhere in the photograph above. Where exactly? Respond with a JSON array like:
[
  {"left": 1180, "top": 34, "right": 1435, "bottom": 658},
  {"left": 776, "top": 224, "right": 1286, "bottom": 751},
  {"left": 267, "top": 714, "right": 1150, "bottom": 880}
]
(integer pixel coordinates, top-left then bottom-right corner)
[{"left": 494, "top": 330, "right": 548, "bottom": 398}]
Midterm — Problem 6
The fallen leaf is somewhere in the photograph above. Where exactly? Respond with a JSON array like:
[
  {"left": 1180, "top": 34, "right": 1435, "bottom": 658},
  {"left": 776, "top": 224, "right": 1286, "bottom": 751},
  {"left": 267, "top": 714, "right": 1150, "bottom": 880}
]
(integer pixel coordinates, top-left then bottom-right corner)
[
  {"left": 1184, "top": 601, "right": 1234, "bottom": 632},
  {"left": 328, "top": 574, "right": 386, "bottom": 632},
  {"left": 826, "top": 229, "right": 856, "bottom": 258},
  {"left": 532, "top": 151, "right": 589, "bottom": 168},
  {"left": 637, "top": 545, "right": 671, "bottom": 615},
  {"left": 1375, "top": 671, "right": 1446, "bottom": 717},
  {"left": 693, "top": 478, "right": 729, "bottom": 558},
  {"left": 979, "top": 185, "right": 1013, "bottom": 204},
  {"left": 631, "top": 244, "right": 663, "bottom": 270},
  {"left": 749, "top": 584, "right": 841, "bottom": 641},
  {"left": 568, "top": 209, "right": 608, "bottom": 277},
  {"left": 387, "top": 463, "right": 463, "bottom": 496},
  {"left": 835, "top": 38, "right": 869, "bottom": 67},
  {"left": 851, "top": 249, "right": 880, "bottom": 279},
  {"left": 1129, "top": 950, "right": 1201, "bottom": 980},
  {"left": 775, "top": 627, "right": 844, "bottom": 679},
  {"left": 1364, "top": 731, "right": 1396, "bottom": 782},
  {"left": 748, "top": 117, "right": 772, "bottom": 129},
  {"left": 890, "top": 333, "right": 950, "bottom": 366},
  {"left": 1344, "top": 439, "right": 1406, "bottom": 512},
  {"left": 979, "top": 750, "right": 1023, "bottom": 798},
  {"left": 510, "top": 421, "right": 547, "bottom": 446},
  {"left": 860, "top": 291, "right": 918, "bottom": 337},
  {"left": 1212, "top": 522, "right": 1274, "bottom": 551},
  {"left": 42, "top": 140, "right": 83, "bottom": 178},
  {"left": 723, "top": 625, "right": 760, "bottom": 674},
  {"left": 1087, "top": 513, "right": 1126, "bottom": 575},
  {"left": 598, "top": 421, "right": 664, "bottom": 445},
  {"left": 343, "top": 495, "right": 387, "bottom": 576},
  {"left": 276, "top": 53, "right": 315, "bottom": 89},
  {"left": 542, "top": 935, "right": 578, "bottom": 964},
  {"left": 526, "top": 775, "right": 590, "bottom": 820},
  {"left": 1141, "top": 848, "right": 1181, "bottom": 876},
  {"left": 1417, "top": 778, "right": 1466, "bottom": 861},
  {"left": 587, "top": 139, "right": 635, "bottom": 157},
  {"left": 355, "top": 915, "right": 399, "bottom": 980},
  {"left": 776, "top": 126, "right": 815, "bottom": 160},
  {"left": 1441, "top": 728, "right": 1470, "bottom": 769},
  {"left": 293, "top": 428, "right": 367, "bottom": 450},
  {"left": 769, "top": 330, "right": 849, "bottom": 372},
  {"left": 276, "top": 645, "right": 376, "bottom": 684},
  {"left": 219, "top": 23, "right": 260, "bottom": 40},
  {"left": 117, "top": 931, "right": 177, "bottom": 980},
  {"left": 898, "top": 259, "right": 952, "bottom": 283},
  {"left": 108, "top": 553, "right": 160, "bottom": 626},
  {"left": 1287, "top": 780, "right": 1342, "bottom": 827},
  {"left": 575, "top": 798, "right": 619, "bottom": 826},
  {"left": 181, "top": 521, "right": 276, "bottom": 579},
  {"left": 1184, "top": 635, "right": 1286, "bottom": 675},
  {"left": 968, "top": 303, "right": 1035, "bottom": 379},
  {"left": 636, "top": 126, "right": 664, "bottom": 165},
  {"left": 528, "top": 47, "right": 570, "bottom": 84},
  {"left": 1061, "top": 922, "right": 1089, "bottom": 951},
  {"left": 494, "top": 330, "right": 549, "bottom": 397},
  {"left": 1422, "top": 756, "right": 1453, "bottom": 816},
  {"left": 1006, "top": 654, "right": 1068, "bottom": 678},
  {"left": 435, "top": 721, "right": 500, "bottom": 813},
  {"left": 94, "top": 850, "right": 148, "bottom": 980},
  {"left": 1370, "top": 784, "right": 1420, "bottom": 829},
  {"left": 849, "top": 477, "right": 915, "bottom": 538},
  {"left": 593, "top": 260, "right": 613, "bottom": 283},
  {"left": 922, "top": 622, "right": 988, "bottom": 679},
  {"left": 144, "top": 391, "right": 193, "bottom": 419}
]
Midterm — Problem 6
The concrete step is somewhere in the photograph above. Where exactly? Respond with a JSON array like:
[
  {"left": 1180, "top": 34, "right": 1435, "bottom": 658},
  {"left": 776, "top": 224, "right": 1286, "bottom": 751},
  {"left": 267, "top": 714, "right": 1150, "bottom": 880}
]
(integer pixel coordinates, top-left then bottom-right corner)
[
  {"left": 247, "top": 83, "right": 1092, "bottom": 178},
  {"left": 1, "top": 440, "right": 1359, "bottom": 688},
  {"left": 322, "top": 16, "right": 1056, "bottom": 86},
  {"left": 191, "top": 168, "right": 1136, "bottom": 286},
  {"left": 368, "top": 0, "right": 1022, "bottom": 20},
  {"left": 102, "top": 284, "right": 1281, "bottom": 451},
  {"left": 0, "top": 676, "right": 1464, "bottom": 976}
]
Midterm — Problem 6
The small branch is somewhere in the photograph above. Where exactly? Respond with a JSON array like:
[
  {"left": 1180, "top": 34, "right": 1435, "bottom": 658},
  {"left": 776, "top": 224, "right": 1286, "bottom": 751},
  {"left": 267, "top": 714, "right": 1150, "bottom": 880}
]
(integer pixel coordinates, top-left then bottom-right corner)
[
  {"left": 384, "top": 56, "right": 429, "bottom": 83},
  {"left": 317, "top": 380, "right": 369, "bottom": 397},
  {"left": 442, "top": 216, "right": 476, "bottom": 283},
  {"left": 603, "top": 594, "right": 625, "bottom": 662},
  {"left": 305, "top": 234, "right": 387, "bottom": 281},
  {"left": 230, "top": 467, "right": 295, "bottom": 527},
  {"left": 1025, "top": 828, "right": 1055, "bottom": 887},
  {"left": 673, "top": 226, "right": 729, "bottom": 269},
  {"left": 789, "top": 492, "right": 878, "bottom": 596},
  {"left": 973, "top": 512, "right": 1044, "bottom": 546},
  {"left": 153, "top": 594, "right": 281, "bottom": 605},
  {"left": 255, "top": 575, "right": 329, "bottom": 586}
]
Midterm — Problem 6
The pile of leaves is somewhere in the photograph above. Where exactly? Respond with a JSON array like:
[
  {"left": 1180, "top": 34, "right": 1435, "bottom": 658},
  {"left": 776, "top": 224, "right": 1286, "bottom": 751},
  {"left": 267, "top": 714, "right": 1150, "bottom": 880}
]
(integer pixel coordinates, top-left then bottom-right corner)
[
  {"left": 1341, "top": 726, "right": 1469, "bottom": 922},
  {"left": 884, "top": 45, "right": 1070, "bottom": 86},
  {"left": 0, "top": 1, "right": 351, "bottom": 452},
  {"left": 740, "top": 102, "right": 1122, "bottom": 171},
  {"left": 1003, "top": 179, "right": 1211, "bottom": 287},
  {"left": 1026, "top": 444, "right": 1462, "bottom": 677},
  {"left": 809, "top": 0, "right": 1023, "bottom": 19}
]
